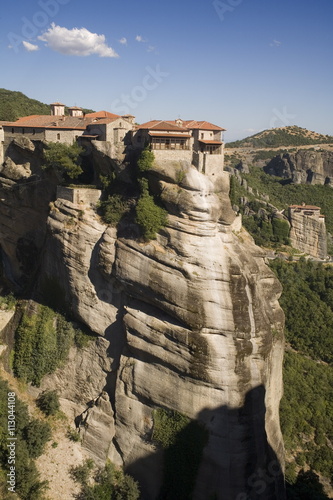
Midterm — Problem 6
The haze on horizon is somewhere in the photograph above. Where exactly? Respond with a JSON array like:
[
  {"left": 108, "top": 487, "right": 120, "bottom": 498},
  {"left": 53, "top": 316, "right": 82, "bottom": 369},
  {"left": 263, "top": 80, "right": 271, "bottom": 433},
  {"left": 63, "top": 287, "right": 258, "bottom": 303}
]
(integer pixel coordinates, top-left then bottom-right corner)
[{"left": 0, "top": 0, "right": 332, "bottom": 142}]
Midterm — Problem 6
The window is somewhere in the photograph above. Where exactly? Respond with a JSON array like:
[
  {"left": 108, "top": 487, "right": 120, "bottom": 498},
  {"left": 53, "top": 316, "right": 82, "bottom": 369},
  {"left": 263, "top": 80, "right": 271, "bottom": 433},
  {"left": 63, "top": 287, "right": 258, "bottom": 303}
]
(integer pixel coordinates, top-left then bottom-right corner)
[
  {"left": 201, "top": 133, "right": 204, "bottom": 139},
  {"left": 22, "top": 128, "right": 25, "bottom": 134},
  {"left": 32, "top": 129, "right": 36, "bottom": 135},
  {"left": 11, "top": 128, "right": 14, "bottom": 134},
  {"left": 57, "top": 133, "right": 60, "bottom": 140}
]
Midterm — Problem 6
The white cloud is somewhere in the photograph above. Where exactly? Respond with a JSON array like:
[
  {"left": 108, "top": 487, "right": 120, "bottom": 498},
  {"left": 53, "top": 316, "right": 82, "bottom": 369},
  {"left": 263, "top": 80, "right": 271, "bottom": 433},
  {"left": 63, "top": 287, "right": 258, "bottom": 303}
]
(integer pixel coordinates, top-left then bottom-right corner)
[
  {"left": 38, "top": 23, "right": 119, "bottom": 58},
  {"left": 147, "top": 45, "right": 156, "bottom": 53},
  {"left": 135, "top": 35, "right": 147, "bottom": 43},
  {"left": 119, "top": 37, "right": 127, "bottom": 45},
  {"left": 270, "top": 39, "right": 282, "bottom": 47},
  {"left": 22, "top": 41, "right": 40, "bottom": 52}
]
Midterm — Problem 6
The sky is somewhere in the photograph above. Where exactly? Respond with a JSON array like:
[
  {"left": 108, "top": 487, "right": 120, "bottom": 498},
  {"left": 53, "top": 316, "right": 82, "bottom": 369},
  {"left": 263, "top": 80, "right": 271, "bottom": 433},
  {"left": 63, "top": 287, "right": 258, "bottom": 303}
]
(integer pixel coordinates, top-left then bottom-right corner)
[{"left": 0, "top": 0, "right": 332, "bottom": 141}]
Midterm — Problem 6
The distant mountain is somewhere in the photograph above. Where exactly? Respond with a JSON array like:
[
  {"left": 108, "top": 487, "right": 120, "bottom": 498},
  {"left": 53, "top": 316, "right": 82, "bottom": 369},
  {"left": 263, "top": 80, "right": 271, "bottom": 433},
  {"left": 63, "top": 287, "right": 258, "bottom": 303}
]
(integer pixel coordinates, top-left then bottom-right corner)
[
  {"left": 226, "top": 126, "right": 333, "bottom": 149},
  {"left": 0, "top": 89, "right": 94, "bottom": 122}
]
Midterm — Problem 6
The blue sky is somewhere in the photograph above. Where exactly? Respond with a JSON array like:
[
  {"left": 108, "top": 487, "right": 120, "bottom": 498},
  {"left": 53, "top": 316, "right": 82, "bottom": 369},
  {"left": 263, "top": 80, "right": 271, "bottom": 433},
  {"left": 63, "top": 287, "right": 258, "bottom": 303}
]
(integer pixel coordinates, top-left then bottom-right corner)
[{"left": 0, "top": 0, "right": 332, "bottom": 141}]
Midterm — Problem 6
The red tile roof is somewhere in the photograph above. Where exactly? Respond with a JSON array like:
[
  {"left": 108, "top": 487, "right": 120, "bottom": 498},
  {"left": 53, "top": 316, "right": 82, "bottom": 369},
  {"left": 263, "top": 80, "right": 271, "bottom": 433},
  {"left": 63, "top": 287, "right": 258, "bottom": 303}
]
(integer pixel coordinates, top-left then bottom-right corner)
[
  {"left": 138, "top": 120, "right": 189, "bottom": 132},
  {"left": 4, "top": 115, "right": 90, "bottom": 130},
  {"left": 138, "top": 119, "right": 225, "bottom": 132},
  {"left": 199, "top": 139, "right": 222, "bottom": 145},
  {"left": 85, "top": 111, "right": 121, "bottom": 119},
  {"left": 182, "top": 120, "right": 225, "bottom": 131},
  {"left": 3, "top": 113, "right": 123, "bottom": 130},
  {"left": 149, "top": 132, "right": 191, "bottom": 138}
]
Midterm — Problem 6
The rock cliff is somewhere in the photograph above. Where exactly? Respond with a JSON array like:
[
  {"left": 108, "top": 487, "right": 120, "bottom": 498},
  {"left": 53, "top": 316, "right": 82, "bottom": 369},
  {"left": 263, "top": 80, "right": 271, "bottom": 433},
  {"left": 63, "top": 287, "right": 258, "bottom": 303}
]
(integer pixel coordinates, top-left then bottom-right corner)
[
  {"left": 288, "top": 208, "right": 327, "bottom": 260},
  {"left": 265, "top": 150, "right": 333, "bottom": 185},
  {"left": 0, "top": 146, "right": 285, "bottom": 499}
]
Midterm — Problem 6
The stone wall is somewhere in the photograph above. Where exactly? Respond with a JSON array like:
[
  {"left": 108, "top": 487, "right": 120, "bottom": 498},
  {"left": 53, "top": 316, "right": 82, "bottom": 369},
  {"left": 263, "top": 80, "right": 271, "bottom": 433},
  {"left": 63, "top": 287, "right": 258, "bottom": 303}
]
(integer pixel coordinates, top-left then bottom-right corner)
[
  {"left": 44, "top": 129, "right": 82, "bottom": 144},
  {"left": 3, "top": 127, "right": 83, "bottom": 146},
  {"left": 56, "top": 186, "right": 101, "bottom": 205},
  {"left": 193, "top": 151, "right": 224, "bottom": 176},
  {"left": 153, "top": 148, "right": 193, "bottom": 164}
]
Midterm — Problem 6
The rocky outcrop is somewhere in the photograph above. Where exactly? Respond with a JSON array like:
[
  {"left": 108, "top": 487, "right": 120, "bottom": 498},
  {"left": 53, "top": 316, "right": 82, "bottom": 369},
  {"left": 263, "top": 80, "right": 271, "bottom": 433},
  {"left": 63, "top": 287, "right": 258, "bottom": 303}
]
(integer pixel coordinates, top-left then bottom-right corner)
[
  {"left": 26, "top": 164, "right": 285, "bottom": 498},
  {"left": 265, "top": 150, "right": 333, "bottom": 185},
  {"left": 288, "top": 207, "right": 327, "bottom": 259},
  {"left": 0, "top": 155, "right": 286, "bottom": 498}
]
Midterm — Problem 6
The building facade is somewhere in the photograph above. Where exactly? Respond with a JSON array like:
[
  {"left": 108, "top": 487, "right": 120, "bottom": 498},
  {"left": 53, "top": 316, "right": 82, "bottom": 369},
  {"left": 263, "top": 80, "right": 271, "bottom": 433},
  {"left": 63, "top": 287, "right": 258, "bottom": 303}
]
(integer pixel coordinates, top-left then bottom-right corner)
[{"left": 132, "top": 119, "right": 226, "bottom": 176}]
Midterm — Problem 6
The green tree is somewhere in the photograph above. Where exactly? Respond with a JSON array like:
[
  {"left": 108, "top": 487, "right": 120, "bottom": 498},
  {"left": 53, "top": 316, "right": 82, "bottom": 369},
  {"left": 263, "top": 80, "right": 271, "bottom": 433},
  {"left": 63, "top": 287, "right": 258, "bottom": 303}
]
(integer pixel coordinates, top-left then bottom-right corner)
[
  {"left": 135, "top": 193, "right": 167, "bottom": 240},
  {"left": 43, "top": 142, "right": 83, "bottom": 180},
  {"left": 24, "top": 419, "right": 52, "bottom": 458},
  {"left": 137, "top": 147, "right": 155, "bottom": 172},
  {"left": 272, "top": 217, "right": 290, "bottom": 243},
  {"left": 98, "top": 195, "right": 129, "bottom": 226},
  {"left": 36, "top": 390, "right": 60, "bottom": 416}
]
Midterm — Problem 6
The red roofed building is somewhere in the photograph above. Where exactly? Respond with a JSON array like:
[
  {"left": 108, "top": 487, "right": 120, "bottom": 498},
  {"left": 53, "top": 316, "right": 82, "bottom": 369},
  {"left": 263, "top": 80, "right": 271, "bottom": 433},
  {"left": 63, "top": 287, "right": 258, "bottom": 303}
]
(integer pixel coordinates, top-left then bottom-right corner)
[
  {"left": 132, "top": 118, "right": 226, "bottom": 175},
  {"left": 2, "top": 104, "right": 135, "bottom": 148}
]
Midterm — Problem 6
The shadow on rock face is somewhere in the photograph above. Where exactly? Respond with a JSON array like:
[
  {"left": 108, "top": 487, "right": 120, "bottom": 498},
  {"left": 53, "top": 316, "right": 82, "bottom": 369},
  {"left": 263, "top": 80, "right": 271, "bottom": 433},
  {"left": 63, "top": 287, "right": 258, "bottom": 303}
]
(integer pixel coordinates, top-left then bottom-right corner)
[{"left": 125, "top": 385, "right": 285, "bottom": 500}]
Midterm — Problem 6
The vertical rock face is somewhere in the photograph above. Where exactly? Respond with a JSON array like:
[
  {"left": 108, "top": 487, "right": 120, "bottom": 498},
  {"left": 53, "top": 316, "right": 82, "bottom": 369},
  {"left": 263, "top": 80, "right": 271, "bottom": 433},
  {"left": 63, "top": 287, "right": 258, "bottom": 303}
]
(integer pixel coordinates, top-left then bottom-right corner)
[
  {"left": 0, "top": 159, "right": 285, "bottom": 499},
  {"left": 288, "top": 207, "right": 327, "bottom": 259},
  {"left": 265, "top": 150, "right": 333, "bottom": 185}
]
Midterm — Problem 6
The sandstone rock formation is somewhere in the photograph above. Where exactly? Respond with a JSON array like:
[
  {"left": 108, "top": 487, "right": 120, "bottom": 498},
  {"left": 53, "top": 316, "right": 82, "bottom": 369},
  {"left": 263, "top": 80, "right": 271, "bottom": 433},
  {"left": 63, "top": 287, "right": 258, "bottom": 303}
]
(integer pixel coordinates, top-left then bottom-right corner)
[
  {"left": 288, "top": 206, "right": 327, "bottom": 259},
  {"left": 265, "top": 150, "right": 333, "bottom": 185},
  {"left": 0, "top": 149, "right": 286, "bottom": 498}
]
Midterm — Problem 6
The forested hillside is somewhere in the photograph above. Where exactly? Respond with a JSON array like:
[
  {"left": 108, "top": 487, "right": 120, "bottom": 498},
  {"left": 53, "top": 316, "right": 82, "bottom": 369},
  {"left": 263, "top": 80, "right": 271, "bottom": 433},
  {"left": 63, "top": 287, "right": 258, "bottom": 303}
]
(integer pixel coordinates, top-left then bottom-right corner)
[
  {"left": 270, "top": 259, "right": 333, "bottom": 499},
  {"left": 0, "top": 89, "right": 94, "bottom": 121},
  {"left": 226, "top": 126, "right": 333, "bottom": 149}
]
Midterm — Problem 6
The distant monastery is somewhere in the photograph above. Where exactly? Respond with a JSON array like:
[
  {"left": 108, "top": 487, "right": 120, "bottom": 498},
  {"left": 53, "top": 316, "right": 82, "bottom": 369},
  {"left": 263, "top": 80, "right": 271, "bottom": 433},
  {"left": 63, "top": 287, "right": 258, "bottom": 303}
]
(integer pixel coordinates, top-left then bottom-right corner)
[{"left": 0, "top": 102, "right": 225, "bottom": 176}]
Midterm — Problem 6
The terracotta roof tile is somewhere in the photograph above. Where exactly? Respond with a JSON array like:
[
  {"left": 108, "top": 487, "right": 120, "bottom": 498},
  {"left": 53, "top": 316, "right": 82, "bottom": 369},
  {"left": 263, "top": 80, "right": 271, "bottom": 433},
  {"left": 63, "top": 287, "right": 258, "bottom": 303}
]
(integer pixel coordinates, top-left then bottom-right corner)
[
  {"left": 199, "top": 139, "right": 223, "bottom": 144},
  {"left": 182, "top": 120, "right": 225, "bottom": 131},
  {"left": 138, "top": 119, "right": 225, "bottom": 132},
  {"left": 138, "top": 120, "right": 189, "bottom": 132},
  {"left": 85, "top": 111, "right": 121, "bottom": 119}
]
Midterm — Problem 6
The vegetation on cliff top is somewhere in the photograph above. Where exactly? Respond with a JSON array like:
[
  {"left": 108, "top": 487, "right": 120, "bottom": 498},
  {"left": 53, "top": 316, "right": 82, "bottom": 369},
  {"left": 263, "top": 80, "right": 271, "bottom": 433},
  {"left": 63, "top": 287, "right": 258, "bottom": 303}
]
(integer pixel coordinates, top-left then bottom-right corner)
[
  {"left": 42, "top": 142, "right": 84, "bottom": 180},
  {"left": 98, "top": 147, "right": 168, "bottom": 241},
  {"left": 226, "top": 125, "right": 333, "bottom": 149}
]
